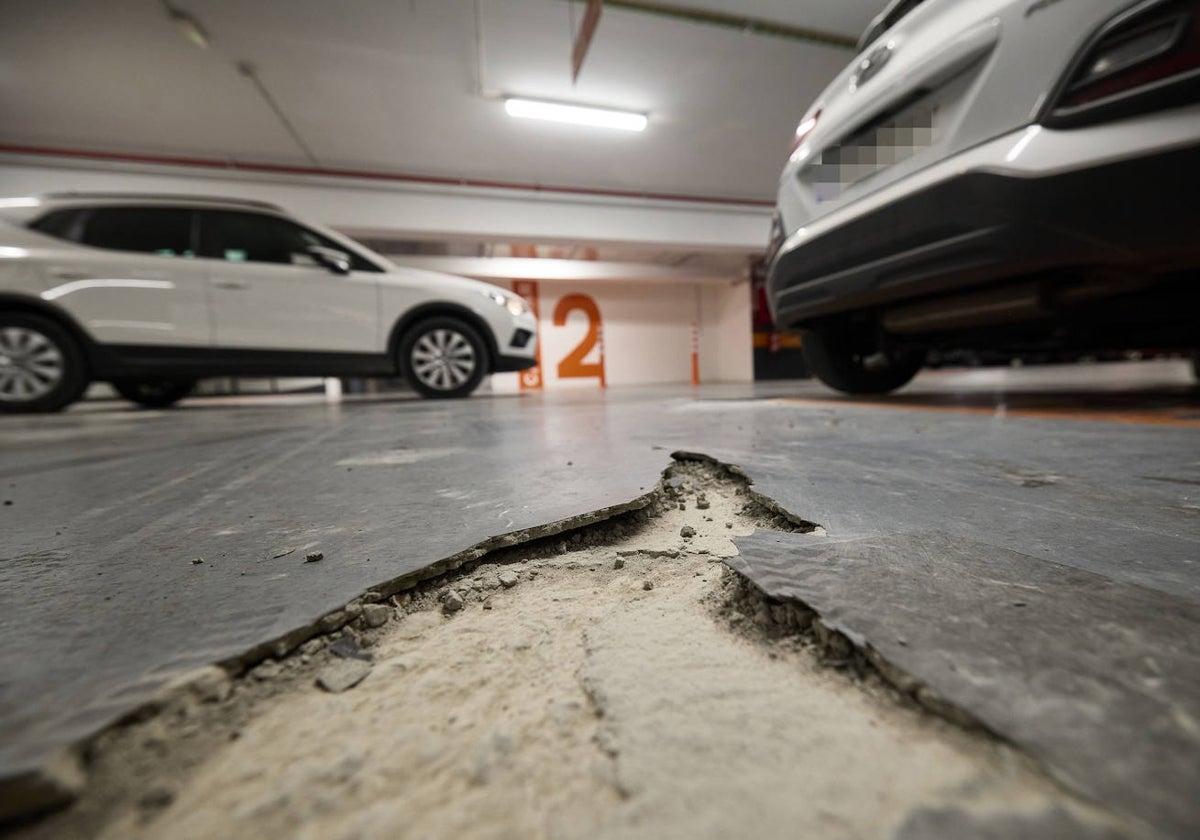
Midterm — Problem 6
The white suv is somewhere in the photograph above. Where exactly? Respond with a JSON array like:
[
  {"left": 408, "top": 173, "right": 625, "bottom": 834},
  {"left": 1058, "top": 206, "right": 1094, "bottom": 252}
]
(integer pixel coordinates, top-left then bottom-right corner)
[
  {"left": 768, "top": 0, "right": 1200, "bottom": 393},
  {"left": 0, "top": 194, "right": 537, "bottom": 411}
]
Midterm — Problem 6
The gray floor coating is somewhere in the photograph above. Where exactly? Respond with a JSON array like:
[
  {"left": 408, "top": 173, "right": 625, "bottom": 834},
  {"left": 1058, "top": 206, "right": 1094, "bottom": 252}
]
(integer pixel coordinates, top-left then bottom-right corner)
[
  {"left": 728, "top": 531, "right": 1200, "bottom": 840},
  {"left": 1, "top": 361, "right": 1198, "bottom": 830}
]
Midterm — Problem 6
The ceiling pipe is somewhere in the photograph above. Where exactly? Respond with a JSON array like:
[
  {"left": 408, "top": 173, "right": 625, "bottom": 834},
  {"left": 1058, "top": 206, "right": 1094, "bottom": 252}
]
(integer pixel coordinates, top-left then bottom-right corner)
[
  {"left": 236, "top": 61, "right": 321, "bottom": 168},
  {"left": 159, "top": 2, "right": 320, "bottom": 168}
]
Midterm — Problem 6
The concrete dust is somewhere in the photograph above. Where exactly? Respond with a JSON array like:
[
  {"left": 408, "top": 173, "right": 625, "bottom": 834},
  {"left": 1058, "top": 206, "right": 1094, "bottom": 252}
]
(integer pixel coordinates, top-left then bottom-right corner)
[{"left": 15, "top": 458, "right": 1127, "bottom": 840}]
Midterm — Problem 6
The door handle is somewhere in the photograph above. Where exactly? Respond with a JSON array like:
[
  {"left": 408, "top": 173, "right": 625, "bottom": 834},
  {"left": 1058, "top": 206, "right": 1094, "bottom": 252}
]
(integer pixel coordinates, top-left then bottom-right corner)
[{"left": 212, "top": 280, "right": 249, "bottom": 290}]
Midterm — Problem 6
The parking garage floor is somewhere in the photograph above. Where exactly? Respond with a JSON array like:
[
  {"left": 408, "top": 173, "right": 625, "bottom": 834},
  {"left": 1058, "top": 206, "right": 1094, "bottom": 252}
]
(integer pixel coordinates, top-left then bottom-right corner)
[{"left": 2, "top": 360, "right": 1198, "bottom": 838}]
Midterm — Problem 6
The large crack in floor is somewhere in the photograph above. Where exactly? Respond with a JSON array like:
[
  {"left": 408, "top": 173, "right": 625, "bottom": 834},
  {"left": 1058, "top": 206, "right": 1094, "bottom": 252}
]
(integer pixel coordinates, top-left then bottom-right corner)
[{"left": 11, "top": 455, "right": 1134, "bottom": 839}]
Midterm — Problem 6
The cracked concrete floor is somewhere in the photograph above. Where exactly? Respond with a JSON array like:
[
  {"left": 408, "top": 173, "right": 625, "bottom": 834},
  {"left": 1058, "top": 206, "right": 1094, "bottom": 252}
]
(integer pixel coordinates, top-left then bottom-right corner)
[
  {"left": 14, "top": 461, "right": 1129, "bottom": 840},
  {"left": 3, "top": 365, "right": 1197, "bottom": 836}
]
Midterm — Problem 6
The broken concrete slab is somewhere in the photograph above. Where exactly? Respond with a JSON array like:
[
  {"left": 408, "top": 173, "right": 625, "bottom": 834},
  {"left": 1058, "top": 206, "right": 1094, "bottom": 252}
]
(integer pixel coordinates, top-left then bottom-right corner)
[
  {"left": 360, "top": 604, "right": 391, "bottom": 628},
  {"left": 728, "top": 529, "right": 1200, "bottom": 840},
  {"left": 40, "top": 457, "right": 1116, "bottom": 840},
  {"left": 890, "top": 804, "right": 1130, "bottom": 840},
  {"left": 328, "top": 636, "right": 371, "bottom": 662},
  {"left": 316, "top": 659, "right": 372, "bottom": 694}
]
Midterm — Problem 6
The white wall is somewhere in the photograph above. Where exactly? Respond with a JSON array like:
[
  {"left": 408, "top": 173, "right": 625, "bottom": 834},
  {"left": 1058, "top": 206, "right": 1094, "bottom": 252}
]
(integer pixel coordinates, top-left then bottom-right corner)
[
  {"left": 490, "top": 276, "right": 752, "bottom": 393},
  {"left": 700, "top": 279, "right": 754, "bottom": 383},
  {"left": 543, "top": 280, "right": 693, "bottom": 388}
]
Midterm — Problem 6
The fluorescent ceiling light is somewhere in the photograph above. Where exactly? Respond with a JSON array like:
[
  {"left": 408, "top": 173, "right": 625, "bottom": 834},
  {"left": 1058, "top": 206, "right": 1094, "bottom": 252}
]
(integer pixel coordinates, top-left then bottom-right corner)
[{"left": 504, "top": 98, "right": 647, "bottom": 132}]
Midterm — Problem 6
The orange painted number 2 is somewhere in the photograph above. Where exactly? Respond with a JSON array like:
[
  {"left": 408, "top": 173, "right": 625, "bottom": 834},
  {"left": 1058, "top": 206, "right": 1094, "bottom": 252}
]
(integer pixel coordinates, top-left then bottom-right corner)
[{"left": 553, "top": 294, "right": 605, "bottom": 386}]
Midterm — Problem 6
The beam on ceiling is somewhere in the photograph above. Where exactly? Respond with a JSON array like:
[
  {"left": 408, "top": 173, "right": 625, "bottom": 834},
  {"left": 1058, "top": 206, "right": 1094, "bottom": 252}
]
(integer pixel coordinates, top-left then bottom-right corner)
[
  {"left": 0, "top": 156, "right": 772, "bottom": 251},
  {"left": 0, "top": 143, "right": 770, "bottom": 208},
  {"left": 571, "top": 0, "right": 604, "bottom": 81},
  {"left": 383, "top": 256, "right": 741, "bottom": 283},
  {"left": 588, "top": 0, "right": 857, "bottom": 50}
]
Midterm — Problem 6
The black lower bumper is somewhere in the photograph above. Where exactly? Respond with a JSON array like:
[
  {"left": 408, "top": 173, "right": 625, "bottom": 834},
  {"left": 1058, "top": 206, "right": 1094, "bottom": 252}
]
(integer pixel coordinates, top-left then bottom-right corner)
[
  {"left": 768, "top": 141, "right": 1200, "bottom": 329},
  {"left": 492, "top": 354, "right": 537, "bottom": 373}
]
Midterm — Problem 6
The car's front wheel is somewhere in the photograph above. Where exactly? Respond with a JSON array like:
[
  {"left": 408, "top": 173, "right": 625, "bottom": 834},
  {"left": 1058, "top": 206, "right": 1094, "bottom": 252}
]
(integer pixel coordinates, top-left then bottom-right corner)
[
  {"left": 0, "top": 313, "right": 88, "bottom": 413},
  {"left": 801, "top": 326, "right": 924, "bottom": 395},
  {"left": 113, "top": 379, "right": 196, "bottom": 408},
  {"left": 400, "top": 317, "right": 487, "bottom": 399}
]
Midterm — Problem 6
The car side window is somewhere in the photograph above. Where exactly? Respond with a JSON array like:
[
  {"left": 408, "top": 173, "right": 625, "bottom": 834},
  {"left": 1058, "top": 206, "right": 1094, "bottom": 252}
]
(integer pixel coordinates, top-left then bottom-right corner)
[
  {"left": 199, "top": 210, "right": 381, "bottom": 272},
  {"left": 78, "top": 207, "right": 195, "bottom": 257},
  {"left": 28, "top": 208, "right": 86, "bottom": 241}
]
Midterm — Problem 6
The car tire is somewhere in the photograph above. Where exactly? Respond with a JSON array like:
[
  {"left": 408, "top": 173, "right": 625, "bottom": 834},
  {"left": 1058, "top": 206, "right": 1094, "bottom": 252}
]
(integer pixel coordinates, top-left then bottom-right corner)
[
  {"left": 399, "top": 317, "right": 488, "bottom": 399},
  {"left": 801, "top": 326, "right": 924, "bottom": 395},
  {"left": 113, "top": 379, "right": 196, "bottom": 408},
  {"left": 0, "top": 313, "right": 88, "bottom": 413}
]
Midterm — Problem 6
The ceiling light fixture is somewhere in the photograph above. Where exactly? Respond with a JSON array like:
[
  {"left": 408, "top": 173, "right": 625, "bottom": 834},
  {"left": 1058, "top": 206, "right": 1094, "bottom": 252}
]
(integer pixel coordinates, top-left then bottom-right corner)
[{"left": 504, "top": 97, "right": 647, "bottom": 132}]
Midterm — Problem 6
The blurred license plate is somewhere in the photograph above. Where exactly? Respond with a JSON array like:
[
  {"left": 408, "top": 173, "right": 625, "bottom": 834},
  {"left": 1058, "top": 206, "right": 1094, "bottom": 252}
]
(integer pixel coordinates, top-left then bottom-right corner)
[{"left": 805, "top": 100, "right": 941, "bottom": 203}]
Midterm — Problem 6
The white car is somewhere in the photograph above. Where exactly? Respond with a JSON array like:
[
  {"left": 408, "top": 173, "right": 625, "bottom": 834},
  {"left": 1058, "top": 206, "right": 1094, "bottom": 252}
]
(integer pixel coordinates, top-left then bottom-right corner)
[
  {"left": 768, "top": 0, "right": 1200, "bottom": 393},
  {"left": 0, "top": 194, "right": 538, "bottom": 411}
]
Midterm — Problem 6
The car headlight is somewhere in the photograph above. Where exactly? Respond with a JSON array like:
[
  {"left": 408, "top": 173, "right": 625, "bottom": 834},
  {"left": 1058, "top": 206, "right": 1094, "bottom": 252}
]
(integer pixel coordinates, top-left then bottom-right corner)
[{"left": 483, "top": 289, "right": 531, "bottom": 317}]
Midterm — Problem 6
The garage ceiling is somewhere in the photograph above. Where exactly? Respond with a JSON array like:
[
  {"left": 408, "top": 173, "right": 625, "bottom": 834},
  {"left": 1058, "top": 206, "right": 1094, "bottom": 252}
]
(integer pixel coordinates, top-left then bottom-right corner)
[{"left": 0, "top": 0, "right": 880, "bottom": 203}]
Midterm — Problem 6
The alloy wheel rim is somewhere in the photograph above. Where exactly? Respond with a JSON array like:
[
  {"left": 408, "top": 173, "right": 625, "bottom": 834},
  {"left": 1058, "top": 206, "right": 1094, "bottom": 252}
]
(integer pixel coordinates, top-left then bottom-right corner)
[
  {"left": 411, "top": 329, "right": 476, "bottom": 391},
  {"left": 0, "top": 327, "right": 65, "bottom": 402}
]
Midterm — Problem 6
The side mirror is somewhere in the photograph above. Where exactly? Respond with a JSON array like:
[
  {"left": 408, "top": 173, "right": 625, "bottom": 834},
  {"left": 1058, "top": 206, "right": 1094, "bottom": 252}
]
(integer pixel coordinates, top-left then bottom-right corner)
[{"left": 307, "top": 245, "right": 352, "bottom": 275}]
